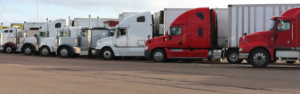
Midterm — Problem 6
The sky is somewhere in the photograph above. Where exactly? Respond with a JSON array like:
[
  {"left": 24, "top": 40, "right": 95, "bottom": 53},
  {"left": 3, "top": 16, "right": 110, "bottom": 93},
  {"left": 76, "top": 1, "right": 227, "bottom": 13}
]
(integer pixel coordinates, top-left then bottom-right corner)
[{"left": 0, "top": 0, "right": 297, "bottom": 26}]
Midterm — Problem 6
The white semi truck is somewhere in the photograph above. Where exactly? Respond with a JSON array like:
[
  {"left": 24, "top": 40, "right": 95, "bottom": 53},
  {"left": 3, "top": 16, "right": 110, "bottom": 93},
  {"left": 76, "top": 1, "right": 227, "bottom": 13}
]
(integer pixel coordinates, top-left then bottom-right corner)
[
  {"left": 37, "top": 16, "right": 112, "bottom": 58},
  {"left": 94, "top": 12, "right": 153, "bottom": 60},
  {"left": 0, "top": 24, "right": 22, "bottom": 53}
]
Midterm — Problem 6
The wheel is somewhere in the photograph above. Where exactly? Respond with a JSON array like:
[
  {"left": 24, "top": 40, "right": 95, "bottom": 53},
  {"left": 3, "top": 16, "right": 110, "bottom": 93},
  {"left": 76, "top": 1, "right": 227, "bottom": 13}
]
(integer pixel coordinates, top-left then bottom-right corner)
[
  {"left": 40, "top": 47, "right": 50, "bottom": 57},
  {"left": 286, "top": 61, "right": 296, "bottom": 64},
  {"left": 226, "top": 50, "right": 243, "bottom": 64},
  {"left": 5, "top": 45, "right": 14, "bottom": 54},
  {"left": 101, "top": 48, "right": 114, "bottom": 60},
  {"left": 24, "top": 46, "right": 33, "bottom": 55},
  {"left": 152, "top": 49, "right": 167, "bottom": 62},
  {"left": 208, "top": 59, "right": 220, "bottom": 62},
  {"left": 249, "top": 49, "right": 270, "bottom": 68},
  {"left": 59, "top": 47, "right": 70, "bottom": 58}
]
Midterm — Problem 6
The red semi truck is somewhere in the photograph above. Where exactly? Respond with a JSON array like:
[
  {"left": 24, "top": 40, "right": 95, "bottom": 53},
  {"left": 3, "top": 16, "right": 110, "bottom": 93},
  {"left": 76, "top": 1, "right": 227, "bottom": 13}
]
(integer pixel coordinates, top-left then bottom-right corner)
[
  {"left": 144, "top": 7, "right": 224, "bottom": 62},
  {"left": 239, "top": 7, "right": 300, "bottom": 67}
]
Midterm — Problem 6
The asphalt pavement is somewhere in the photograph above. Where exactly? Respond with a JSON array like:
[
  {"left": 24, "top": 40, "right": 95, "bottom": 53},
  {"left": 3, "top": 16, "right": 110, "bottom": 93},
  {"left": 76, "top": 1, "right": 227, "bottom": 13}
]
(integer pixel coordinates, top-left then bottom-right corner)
[{"left": 0, "top": 53, "right": 300, "bottom": 94}]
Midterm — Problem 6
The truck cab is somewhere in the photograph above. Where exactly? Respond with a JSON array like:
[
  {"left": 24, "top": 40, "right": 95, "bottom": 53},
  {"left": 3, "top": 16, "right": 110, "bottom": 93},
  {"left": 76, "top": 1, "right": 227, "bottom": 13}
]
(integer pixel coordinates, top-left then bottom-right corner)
[
  {"left": 95, "top": 11, "right": 153, "bottom": 60},
  {"left": 0, "top": 26, "right": 22, "bottom": 53},
  {"left": 239, "top": 8, "right": 300, "bottom": 67},
  {"left": 145, "top": 7, "right": 223, "bottom": 62}
]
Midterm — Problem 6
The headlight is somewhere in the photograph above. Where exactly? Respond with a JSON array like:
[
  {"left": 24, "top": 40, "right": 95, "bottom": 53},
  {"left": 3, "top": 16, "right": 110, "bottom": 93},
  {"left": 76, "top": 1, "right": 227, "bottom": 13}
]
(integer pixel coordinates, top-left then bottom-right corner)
[
  {"left": 239, "top": 48, "right": 243, "bottom": 51},
  {"left": 145, "top": 46, "right": 148, "bottom": 50}
]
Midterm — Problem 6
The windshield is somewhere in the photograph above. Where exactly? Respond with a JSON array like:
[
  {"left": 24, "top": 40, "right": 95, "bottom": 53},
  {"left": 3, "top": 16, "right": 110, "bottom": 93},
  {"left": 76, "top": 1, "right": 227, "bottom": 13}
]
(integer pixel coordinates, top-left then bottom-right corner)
[
  {"left": 269, "top": 20, "right": 276, "bottom": 31},
  {"left": 81, "top": 30, "right": 88, "bottom": 36}
]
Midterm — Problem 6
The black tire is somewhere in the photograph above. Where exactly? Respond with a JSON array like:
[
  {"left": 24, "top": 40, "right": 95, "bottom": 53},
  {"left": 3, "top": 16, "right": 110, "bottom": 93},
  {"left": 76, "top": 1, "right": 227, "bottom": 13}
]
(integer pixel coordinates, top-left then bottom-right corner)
[
  {"left": 24, "top": 46, "right": 33, "bottom": 55},
  {"left": 152, "top": 49, "right": 167, "bottom": 62},
  {"left": 101, "top": 48, "right": 114, "bottom": 60},
  {"left": 5, "top": 45, "right": 14, "bottom": 54},
  {"left": 59, "top": 47, "right": 70, "bottom": 58},
  {"left": 286, "top": 61, "right": 296, "bottom": 64},
  {"left": 226, "top": 50, "right": 243, "bottom": 64},
  {"left": 40, "top": 47, "right": 50, "bottom": 57},
  {"left": 249, "top": 49, "right": 270, "bottom": 68}
]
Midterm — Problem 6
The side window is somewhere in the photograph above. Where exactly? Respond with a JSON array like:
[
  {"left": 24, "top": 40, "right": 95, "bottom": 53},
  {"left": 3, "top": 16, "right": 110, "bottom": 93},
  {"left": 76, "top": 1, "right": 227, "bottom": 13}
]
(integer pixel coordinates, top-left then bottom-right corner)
[
  {"left": 198, "top": 28, "right": 203, "bottom": 36},
  {"left": 137, "top": 16, "right": 145, "bottom": 22},
  {"left": 4, "top": 30, "right": 8, "bottom": 33},
  {"left": 60, "top": 32, "right": 67, "bottom": 37},
  {"left": 119, "top": 29, "right": 126, "bottom": 36},
  {"left": 81, "top": 31, "right": 87, "bottom": 36},
  {"left": 170, "top": 26, "right": 181, "bottom": 36},
  {"left": 196, "top": 13, "right": 204, "bottom": 20},
  {"left": 9, "top": 30, "right": 13, "bottom": 33},
  {"left": 39, "top": 32, "right": 45, "bottom": 37},
  {"left": 18, "top": 32, "right": 24, "bottom": 37},
  {"left": 277, "top": 21, "right": 290, "bottom": 31},
  {"left": 55, "top": 23, "right": 61, "bottom": 28}
]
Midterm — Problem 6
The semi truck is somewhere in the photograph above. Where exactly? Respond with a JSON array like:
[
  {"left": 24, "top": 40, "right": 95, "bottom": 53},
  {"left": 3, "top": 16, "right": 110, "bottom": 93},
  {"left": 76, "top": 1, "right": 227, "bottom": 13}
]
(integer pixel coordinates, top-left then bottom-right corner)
[
  {"left": 145, "top": 4, "right": 300, "bottom": 63},
  {"left": 95, "top": 11, "right": 153, "bottom": 60},
  {"left": 37, "top": 16, "right": 113, "bottom": 58},
  {"left": 72, "top": 17, "right": 118, "bottom": 28},
  {"left": 0, "top": 24, "right": 22, "bottom": 53},
  {"left": 239, "top": 7, "right": 300, "bottom": 67},
  {"left": 119, "top": 12, "right": 138, "bottom": 22}
]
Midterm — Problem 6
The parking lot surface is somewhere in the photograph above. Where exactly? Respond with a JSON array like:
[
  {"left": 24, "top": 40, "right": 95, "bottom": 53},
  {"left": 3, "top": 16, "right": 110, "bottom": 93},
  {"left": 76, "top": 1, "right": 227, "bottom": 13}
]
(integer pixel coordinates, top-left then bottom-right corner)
[{"left": 1, "top": 54, "right": 300, "bottom": 94}]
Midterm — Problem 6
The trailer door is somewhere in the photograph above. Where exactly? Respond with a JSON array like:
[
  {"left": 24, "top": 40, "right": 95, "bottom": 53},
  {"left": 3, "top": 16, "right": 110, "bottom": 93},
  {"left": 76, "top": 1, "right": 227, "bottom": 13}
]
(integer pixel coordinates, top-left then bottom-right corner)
[{"left": 275, "top": 20, "right": 293, "bottom": 47}]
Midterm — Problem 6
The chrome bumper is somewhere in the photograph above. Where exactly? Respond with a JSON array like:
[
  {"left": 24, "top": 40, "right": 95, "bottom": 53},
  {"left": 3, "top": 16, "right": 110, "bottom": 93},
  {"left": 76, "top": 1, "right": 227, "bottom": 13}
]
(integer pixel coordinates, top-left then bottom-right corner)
[{"left": 239, "top": 53, "right": 249, "bottom": 59}]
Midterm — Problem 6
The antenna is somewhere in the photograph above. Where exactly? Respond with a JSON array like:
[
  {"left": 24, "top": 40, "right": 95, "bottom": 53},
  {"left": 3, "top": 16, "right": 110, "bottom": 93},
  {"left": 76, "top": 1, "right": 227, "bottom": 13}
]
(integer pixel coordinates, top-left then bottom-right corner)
[
  {"left": 97, "top": 16, "right": 99, "bottom": 27},
  {"left": 37, "top": 0, "right": 39, "bottom": 22},
  {"left": 89, "top": 15, "right": 91, "bottom": 29}
]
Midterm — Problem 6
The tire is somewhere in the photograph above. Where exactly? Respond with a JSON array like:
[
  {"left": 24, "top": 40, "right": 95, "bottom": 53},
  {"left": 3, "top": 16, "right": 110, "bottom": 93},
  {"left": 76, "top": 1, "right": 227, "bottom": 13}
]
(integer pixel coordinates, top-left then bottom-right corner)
[
  {"left": 152, "top": 49, "right": 167, "bottom": 62},
  {"left": 40, "top": 47, "right": 50, "bottom": 57},
  {"left": 101, "top": 48, "right": 114, "bottom": 60},
  {"left": 5, "top": 45, "right": 14, "bottom": 54},
  {"left": 226, "top": 50, "right": 243, "bottom": 64},
  {"left": 59, "top": 47, "right": 70, "bottom": 58},
  {"left": 286, "top": 61, "right": 296, "bottom": 64},
  {"left": 24, "top": 46, "right": 33, "bottom": 55},
  {"left": 249, "top": 49, "right": 270, "bottom": 68}
]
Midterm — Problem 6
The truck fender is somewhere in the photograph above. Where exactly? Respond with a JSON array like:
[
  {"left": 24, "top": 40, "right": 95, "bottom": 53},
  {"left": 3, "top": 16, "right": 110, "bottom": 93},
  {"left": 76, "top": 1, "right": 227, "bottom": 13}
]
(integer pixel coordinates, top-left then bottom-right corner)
[
  {"left": 39, "top": 45, "right": 54, "bottom": 52},
  {"left": 57, "top": 44, "right": 75, "bottom": 56},
  {"left": 21, "top": 43, "right": 36, "bottom": 53},
  {"left": 4, "top": 42, "right": 16, "bottom": 50},
  {"left": 96, "top": 43, "right": 119, "bottom": 56}
]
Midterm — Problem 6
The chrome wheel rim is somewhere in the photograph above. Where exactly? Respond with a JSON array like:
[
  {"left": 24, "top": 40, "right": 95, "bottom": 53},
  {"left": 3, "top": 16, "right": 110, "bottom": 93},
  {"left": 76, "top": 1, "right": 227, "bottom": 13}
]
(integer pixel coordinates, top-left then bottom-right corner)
[
  {"left": 60, "top": 49, "right": 68, "bottom": 57},
  {"left": 154, "top": 52, "right": 163, "bottom": 61},
  {"left": 103, "top": 50, "right": 111, "bottom": 59},
  {"left": 6, "top": 47, "right": 12, "bottom": 53},
  {"left": 42, "top": 48, "right": 49, "bottom": 55},
  {"left": 25, "top": 48, "right": 31, "bottom": 54},
  {"left": 229, "top": 52, "right": 238, "bottom": 62},
  {"left": 253, "top": 52, "right": 266, "bottom": 65}
]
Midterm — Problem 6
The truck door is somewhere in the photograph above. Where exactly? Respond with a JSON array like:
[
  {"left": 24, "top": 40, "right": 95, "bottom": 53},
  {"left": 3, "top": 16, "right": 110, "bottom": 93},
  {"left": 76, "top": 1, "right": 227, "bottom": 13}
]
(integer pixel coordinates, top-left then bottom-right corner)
[
  {"left": 115, "top": 28, "right": 128, "bottom": 55},
  {"left": 275, "top": 20, "right": 293, "bottom": 47},
  {"left": 165, "top": 25, "right": 185, "bottom": 57},
  {"left": 184, "top": 25, "right": 209, "bottom": 58}
]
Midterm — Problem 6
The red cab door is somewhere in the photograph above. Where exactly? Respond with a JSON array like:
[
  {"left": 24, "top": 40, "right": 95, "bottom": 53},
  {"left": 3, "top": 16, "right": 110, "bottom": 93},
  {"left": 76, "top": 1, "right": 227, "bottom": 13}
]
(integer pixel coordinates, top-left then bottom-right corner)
[
  {"left": 165, "top": 25, "right": 185, "bottom": 58},
  {"left": 275, "top": 20, "right": 293, "bottom": 47}
]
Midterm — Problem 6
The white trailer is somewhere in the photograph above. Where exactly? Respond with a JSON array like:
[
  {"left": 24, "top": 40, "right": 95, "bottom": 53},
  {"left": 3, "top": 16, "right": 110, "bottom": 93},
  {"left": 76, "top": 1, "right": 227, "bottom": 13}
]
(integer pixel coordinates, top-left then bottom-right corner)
[
  {"left": 225, "top": 4, "right": 300, "bottom": 63},
  {"left": 118, "top": 12, "right": 138, "bottom": 22},
  {"left": 95, "top": 12, "right": 153, "bottom": 60},
  {"left": 73, "top": 18, "right": 118, "bottom": 28}
]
